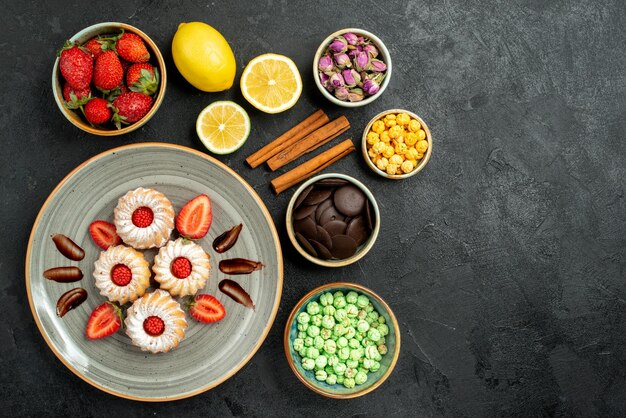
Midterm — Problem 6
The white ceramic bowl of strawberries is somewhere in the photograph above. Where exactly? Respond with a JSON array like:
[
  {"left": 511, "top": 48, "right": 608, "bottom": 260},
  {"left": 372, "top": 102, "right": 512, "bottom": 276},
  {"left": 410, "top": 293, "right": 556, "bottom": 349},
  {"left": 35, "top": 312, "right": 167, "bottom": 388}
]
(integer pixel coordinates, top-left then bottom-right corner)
[{"left": 52, "top": 22, "right": 166, "bottom": 136}]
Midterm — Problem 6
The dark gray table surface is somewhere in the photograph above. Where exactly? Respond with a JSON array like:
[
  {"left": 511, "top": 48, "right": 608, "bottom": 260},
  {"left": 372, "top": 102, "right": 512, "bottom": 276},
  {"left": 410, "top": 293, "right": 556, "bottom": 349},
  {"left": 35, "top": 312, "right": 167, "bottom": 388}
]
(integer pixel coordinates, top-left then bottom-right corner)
[{"left": 2, "top": 1, "right": 625, "bottom": 416}]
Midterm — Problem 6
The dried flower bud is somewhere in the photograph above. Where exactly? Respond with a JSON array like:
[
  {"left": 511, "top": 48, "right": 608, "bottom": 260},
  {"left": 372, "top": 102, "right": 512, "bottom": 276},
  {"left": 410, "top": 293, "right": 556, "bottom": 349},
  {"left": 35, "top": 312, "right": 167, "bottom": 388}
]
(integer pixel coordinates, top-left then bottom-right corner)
[
  {"left": 343, "top": 32, "right": 359, "bottom": 45},
  {"left": 369, "top": 59, "right": 387, "bottom": 72},
  {"left": 318, "top": 54, "right": 334, "bottom": 72},
  {"left": 364, "top": 44, "right": 379, "bottom": 58},
  {"left": 328, "top": 36, "right": 348, "bottom": 53},
  {"left": 369, "top": 71, "right": 386, "bottom": 84},
  {"left": 329, "top": 72, "right": 345, "bottom": 88},
  {"left": 354, "top": 51, "right": 370, "bottom": 72},
  {"left": 319, "top": 72, "right": 333, "bottom": 91},
  {"left": 334, "top": 86, "right": 350, "bottom": 101},
  {"left": 363, "top": 79, "right": 380, "bottom": 95},
  {"left": 342, "top": 69, "right": 361, "bottom": 88},
  {"left": 356, "top": 36, "right": 365, "bottom": 44},
  {"left": 348, "top": 87, "right": 364, "bottom": 102},
  {"left": 334, "top": 53, "right": 351, "bottom": 68}
]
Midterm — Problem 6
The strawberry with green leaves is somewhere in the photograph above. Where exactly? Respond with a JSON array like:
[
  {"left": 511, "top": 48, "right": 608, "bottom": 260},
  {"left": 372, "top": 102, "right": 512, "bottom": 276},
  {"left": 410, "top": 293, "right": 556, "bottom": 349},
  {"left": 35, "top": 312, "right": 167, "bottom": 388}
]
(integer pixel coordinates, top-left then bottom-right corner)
[
  {"left": 126, "top": 63, "right": 159, "bottom": 95},
  {"left": 111, "top": 92, "right": 153, "bottom": 129},
  {"left": 93, "top": 50, "right": 124, "bottom": 91},
  {"left": 58, "top": 41, "right": 93, "bottom": 89},
  {"left": 62, "top": 82, "right": 91, "bottom": 110}
]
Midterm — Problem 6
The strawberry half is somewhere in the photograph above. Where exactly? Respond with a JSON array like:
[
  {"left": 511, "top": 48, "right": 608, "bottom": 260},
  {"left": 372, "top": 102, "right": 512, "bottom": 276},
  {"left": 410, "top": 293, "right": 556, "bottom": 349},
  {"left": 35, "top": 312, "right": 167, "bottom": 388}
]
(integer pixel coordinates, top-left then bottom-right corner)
[
  {"left": 187, "top": 294, "right": 225, "bottom": 323},
  {"left": 86, "top": 302, "right": 123, "bottom": 340},
  {"left": 176, "top": 194, "right": 212, "bottom": 239},
  {"left": 89, "top": 220, "right": 122, "bottom": 250}
]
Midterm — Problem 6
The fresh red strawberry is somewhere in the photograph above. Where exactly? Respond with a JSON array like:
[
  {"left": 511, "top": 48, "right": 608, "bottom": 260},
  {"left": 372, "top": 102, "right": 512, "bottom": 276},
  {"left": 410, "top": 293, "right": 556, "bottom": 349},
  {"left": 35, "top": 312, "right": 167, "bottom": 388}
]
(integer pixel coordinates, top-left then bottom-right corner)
[
  {"left": 111, "top": 92, "right": 153, "bottom": 128},
  {"left": 187, "top": 294, "right": 225, "bottom": 323},
  {"left": 62, "top": 82, "right": 91, "bottom": 109},
  {"left": 84, "top": 38, "right": 104, "bottom": 57},
  {"left": 126, "top": 63, "right": 159, "bottom": 95},
  {"left": 84, "top": 98, "right": 111, "bottom": 125},
  {"left": 176, "top": 194, "right": 212, "bottom": 239},
  {"left": 171, "top": 257, "right": 192, "bottom": 279},
  {"left": 58, "top": 42, "right": 93, "bottom": 89},
  {"left": 89, "top": 220, "right": 122, "bottom": 250},
  {"left": 116, "top": 32, "right": 149, "bottom": 63},
  {"left": 93, "top": 50, "right": 124, "bottom": 91},
  {"left": 143, "top": 316, "right": 165, "bottom": 336},
  {"left": 110, "top": 264, "right": 132, "bottom": 286},
  {"left": 86, "top": 302, "right": 122, "bottom": 340},
  {"left": 131, "top": 206, "right": 153, "bottom": 227}
]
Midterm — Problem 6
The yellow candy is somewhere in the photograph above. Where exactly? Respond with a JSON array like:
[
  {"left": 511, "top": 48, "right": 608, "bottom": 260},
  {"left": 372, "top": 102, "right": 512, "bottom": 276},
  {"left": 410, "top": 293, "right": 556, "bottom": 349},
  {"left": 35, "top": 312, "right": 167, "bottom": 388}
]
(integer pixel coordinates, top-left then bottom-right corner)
[
  {"left": 371, "top": 120, "right": 385, "bottom": 134},
  {"left": 401, "top": 160, "right": 414, "bottom": 174},
  {"left": 379, "top": 131, "right": 390, "bottom": 143},
  {"left": 368, "top": 147, "right": 378, "bottom": 159},
  {"left": 384, "top": 113, "right": 396, "bottom": 120},
  {"left": 376, "top": 157, "right": 389, "bottom": 170},
  {"left": 385, "top": 163, "right": 398, "bottom": 175},
  {"left": 416, "top": 152, "right": 424, "bottom": 159},
  {"left": 388, "top": 125, "right": 403, "bottom": 139},
  {"left": 415, "top": 140, "right": 429, "bottom": 153},
  {"left": 366, "top": 131, "right": 380, "bottom": 145},
  {"left": 384, "top": 119, "right": 397, "bottom": 128},
  {"left": 417, "top": 129, "right": 426, "bottom": 141},
  {"left": 405, "top": 132, "right": 418, "bottom": 146},
  {"left": 396, "top": 113, "right": 411, "bottom": 126},
  {"left": 408, "top": 158, "right": 418, "bottom": 168},
  {"left": 405, "top": 147, "right": 419, "bottom": 160},
  {"left": 382, "top": 145, "right": 395, "bottom": 158},
  {"left": 408, "top": 119, "right": 421, "bottom": 132},
  {"left": 389, "top": 154, "right": 404, "bottom": 165},
  {"left": 394, "top": 142, "right": 408, "bottom": 155},
  {"left": 372, "top": 141, "right": 386, "bottom": 154}
]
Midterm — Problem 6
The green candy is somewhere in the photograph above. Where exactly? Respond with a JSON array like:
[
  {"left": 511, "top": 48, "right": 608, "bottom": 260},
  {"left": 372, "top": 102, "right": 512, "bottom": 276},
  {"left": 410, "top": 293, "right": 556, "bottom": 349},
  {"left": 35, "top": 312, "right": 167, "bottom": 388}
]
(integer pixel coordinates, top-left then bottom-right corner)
[
  {"left": 324, "top": 339, "right": 337, "bottom": 354},
  {"left": 311, "top": 315, "right": 322, "bottom": 327},
  {"left": 362, "top": 358, "right": 374, "bottom": 369},
  {"left": 378, "top": 344, "right": 388, "bottom": 355},
  {"left": 338, "top": 347, "right": 350, "bottom": 360},
  {"left": 343, "top": 377, "right": 356, "bottom": 389},
  {"left": 306, "top": 301, "right": 320, "bottom": 315},
  {"left": 313, "top": 336, "right": 324, "bottom": 350},
  {"left": 320, "top": 292, "right": 334, "bottom": 306},
  {"left": 345, "top": 367, "right": 357, "bottom": 378},
  {"left": 365, "top": 345, "right": 379, "bottom": 360},
  {"left": 367, "top": 311, "right": 379, "bottom": 323},
  {"left": 340, "top": 317, "right": 351, "bottom": 328},
  {"left": 321, "top": 315, "right": 336, "bottom": 329},
  {"left": 357, "top": 319, "right": 370, "bottom": 333},
  {"left": 322, "top": 305, "right": 336, "bottom": 317},
  {"left": 365, "top": 302, "right": 374, "bottom": 313},
  {"left": 334, "top": 308, "right": 347, "bottom": 322},
  {"left": 333, "top": 324, "right": 346, "bottom": 337},
  {"left": 298, "top": 347, "right": 308, "bottom": 358},
  {"left": 297, "top": 331, "right": 306, "bottom": 339},
  {"left": 315, "top": 370, "right": 327, "bottom": 381},
  {"left": 315, "top": 355, "right": 328, "bottom": 369},
  {"left": 354, "top": 371, "right": 368, "bottom": 385},
  {"left": 379, "top": 337, "right": 386, "bottom": 346},
  {"left": 307, "top": 325, "right": 320, "bottom": 338},
  {"left": 357, "top": 310, "right": 368, "bottom": 320},
  {"left": 333, "top": 362, "right": 346, "bottom": 376},
  {"left": 346, "top": 291, "right": 358, "bottom": 304},
  {"left": 325, "top": 374, "right": 337, "bottom": 385},
  {"left": 362, "top": 338, "right": 374, "bottom": 347},
  {"left": 370, "top": 361, "right": 381, "bottom": 372},
  {"left": 346, "top": 304, "right": 359, "bottom": 318},
  {"left": 367, "top": 328, "right": 381, "bottom": 342},
  {"left": 333, "top": 296, "right": 347, "bottom": 309},
  {"left": 293, "top": 338, "right": 304, "bottom": 351},
  {"left": 333, "top": 291, "right": 344, "bottom": 299},
  {"left": 297, "top": 312, "right": 310, "bottom": 324},
  {"left": 328, "top": 354, "right": 339, "bottom": 366},
  {"left": 346, "top": 360, "right": 359, "bottom": 369},
  {"left": 349, "top": 318, "right": 358, "bottom": 328},
  {"left": 349, "top": 348, "right": 362, "bottom": 361},
  {"left": 337, "top": 336, "right": 348, "bottom": 348},
  {"left": 325, "top": 365, "right": 334, "bottom": 375},
  {"left": 378, "top": 315, "right": 386, "bottom": 324},
  {"left": 377, "top": 323, "right": 389, "bottom": 337},
  {"left": 306, "top": 347, "right": 320, "bottom": 359},
  {"left": 355, "top": 332, "right": 365, "bottom": 342},
  {"left": 345, "top": 326, "right": 356, "bottom": 339},
  {"left": 304, "top": 337, "right": 313, "bottom": 347},
  {"left": 356, "top": 294, "right": 369, "bottom": 308},
  {"left": 320, "top": 328, "right": 332, "bottom": 340},
  {"left": 297, "top": 323, "right": 308, "bottom": 332},
  {"left": 336, "top": 375, "right": 345, "bottom": 384},
  {"left": 348, "top": 338, "right": 360, "bottom": 349},
  {"left": 302, "top": 357, "right": 315, "bottom": 370}
]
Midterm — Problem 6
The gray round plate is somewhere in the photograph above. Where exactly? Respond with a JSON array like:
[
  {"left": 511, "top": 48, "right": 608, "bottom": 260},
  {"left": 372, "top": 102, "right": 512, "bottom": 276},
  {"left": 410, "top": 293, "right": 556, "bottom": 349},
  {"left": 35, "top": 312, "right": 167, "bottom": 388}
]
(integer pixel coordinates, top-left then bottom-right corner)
[{"left": 25, "top": 143, "right": 283, "bottom": 401}]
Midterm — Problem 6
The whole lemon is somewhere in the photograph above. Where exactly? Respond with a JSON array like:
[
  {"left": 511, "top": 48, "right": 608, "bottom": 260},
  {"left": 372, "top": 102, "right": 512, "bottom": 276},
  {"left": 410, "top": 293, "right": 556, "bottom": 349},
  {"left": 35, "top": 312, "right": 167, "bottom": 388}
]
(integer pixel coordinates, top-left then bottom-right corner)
[{"left": 172, "top": 22, "right": 236, "bottom": 92}]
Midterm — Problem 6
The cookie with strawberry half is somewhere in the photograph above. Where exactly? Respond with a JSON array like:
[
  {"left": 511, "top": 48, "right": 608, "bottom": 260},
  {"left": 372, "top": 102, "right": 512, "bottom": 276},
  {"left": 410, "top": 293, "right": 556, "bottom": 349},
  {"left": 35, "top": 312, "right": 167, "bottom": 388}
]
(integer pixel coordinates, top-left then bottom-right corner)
[
  {"left": 93, "top": 245, "right": 150, "bottom": 305},
  {"left": 152, "top": 238, "right": 211, "bottom": 297}
]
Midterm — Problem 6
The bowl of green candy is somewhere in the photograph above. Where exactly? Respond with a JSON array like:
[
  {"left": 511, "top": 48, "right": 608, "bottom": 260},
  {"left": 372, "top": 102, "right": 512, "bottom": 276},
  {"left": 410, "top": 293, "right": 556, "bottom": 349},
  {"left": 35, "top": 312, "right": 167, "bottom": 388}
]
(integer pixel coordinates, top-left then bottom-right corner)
[{"left": 283, "top": 282, "right": 400, "bottom": 398}]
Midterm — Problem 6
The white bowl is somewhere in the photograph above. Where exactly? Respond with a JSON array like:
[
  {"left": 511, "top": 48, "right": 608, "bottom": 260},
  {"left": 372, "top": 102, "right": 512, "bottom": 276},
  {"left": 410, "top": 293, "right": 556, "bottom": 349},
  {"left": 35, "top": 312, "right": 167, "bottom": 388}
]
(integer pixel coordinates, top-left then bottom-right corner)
[{"left": 313, "top": 28, "right": 392, "bottom": 108}]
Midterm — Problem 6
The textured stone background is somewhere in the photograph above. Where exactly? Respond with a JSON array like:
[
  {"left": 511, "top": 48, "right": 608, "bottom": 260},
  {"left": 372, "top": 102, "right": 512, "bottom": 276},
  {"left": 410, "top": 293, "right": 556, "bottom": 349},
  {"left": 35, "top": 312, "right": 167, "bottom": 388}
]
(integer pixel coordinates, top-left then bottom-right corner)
[{"left": 1, "top": 0, "right": 625, "bottom": 416}]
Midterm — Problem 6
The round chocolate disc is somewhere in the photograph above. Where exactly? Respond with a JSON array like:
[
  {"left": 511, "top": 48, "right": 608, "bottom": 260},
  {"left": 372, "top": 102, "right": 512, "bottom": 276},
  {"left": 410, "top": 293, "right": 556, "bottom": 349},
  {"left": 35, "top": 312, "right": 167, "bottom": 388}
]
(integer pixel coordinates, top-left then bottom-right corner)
[
  {"left": 330, "top": 234, "right": 358, "bottom": 259},
  {"left": 316, "top": 225, "right": 332, "bottom": 249},
  {"left": 293, "top": 216, "right": 317, "bottom": 240},
  {"left": 294, "top": 185, "right": 313, "bottom": 209},
  {"left": 302, "top": 188, "right": 332, "bottom": 206},
  {"left": 295, "top": 232, "right": 317, "bottom": 257},
  {"left": 323, "top": 220, "right": 347, "bottom": 237},
  {"left": 315, "top": 178, "right": 349, "bottom": 187},
  {"left": 310, "top": 239, "right": 332, "bottom": 259},
  {"left": 346, "top": 216, "right": 369, "bottom": 246},
  {"left": 334, "top": 185, "right": 366, "bottom": 217},
  {"left": 319, "top": 206, "right": 344, "bottom": 226},
  {"left": 365, "top": 201, "right": 374, "bottom": 230},
  {"left": 315, "top": 199, "right": 333, "bottom": 223},
  {"left": 293, "top": 204, "right": 317, "bottom": 220}
]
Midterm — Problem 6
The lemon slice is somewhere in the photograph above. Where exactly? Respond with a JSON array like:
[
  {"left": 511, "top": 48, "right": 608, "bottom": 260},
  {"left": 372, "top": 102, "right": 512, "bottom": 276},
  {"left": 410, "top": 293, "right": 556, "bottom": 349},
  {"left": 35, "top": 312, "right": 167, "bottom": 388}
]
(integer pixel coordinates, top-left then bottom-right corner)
[
  {"left": 196, "top": 101, "right": 251, "bottom": 154},
  {"left": 240, "top": 53, "right": 302, "bottom": 114}
]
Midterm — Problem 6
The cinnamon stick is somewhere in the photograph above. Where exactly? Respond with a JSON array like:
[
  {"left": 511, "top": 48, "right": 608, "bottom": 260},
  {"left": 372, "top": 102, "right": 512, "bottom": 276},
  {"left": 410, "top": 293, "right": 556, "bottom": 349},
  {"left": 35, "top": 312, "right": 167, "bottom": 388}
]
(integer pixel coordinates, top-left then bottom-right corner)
[
  {"left": 245, "top": 110, "right": 329, "bottom": 168},
  {"left": 271, "top": 139, "right": 355, "bottom": 195},
  {"left": 267, "top": 116, "right": 350, "bottom": 171}
]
